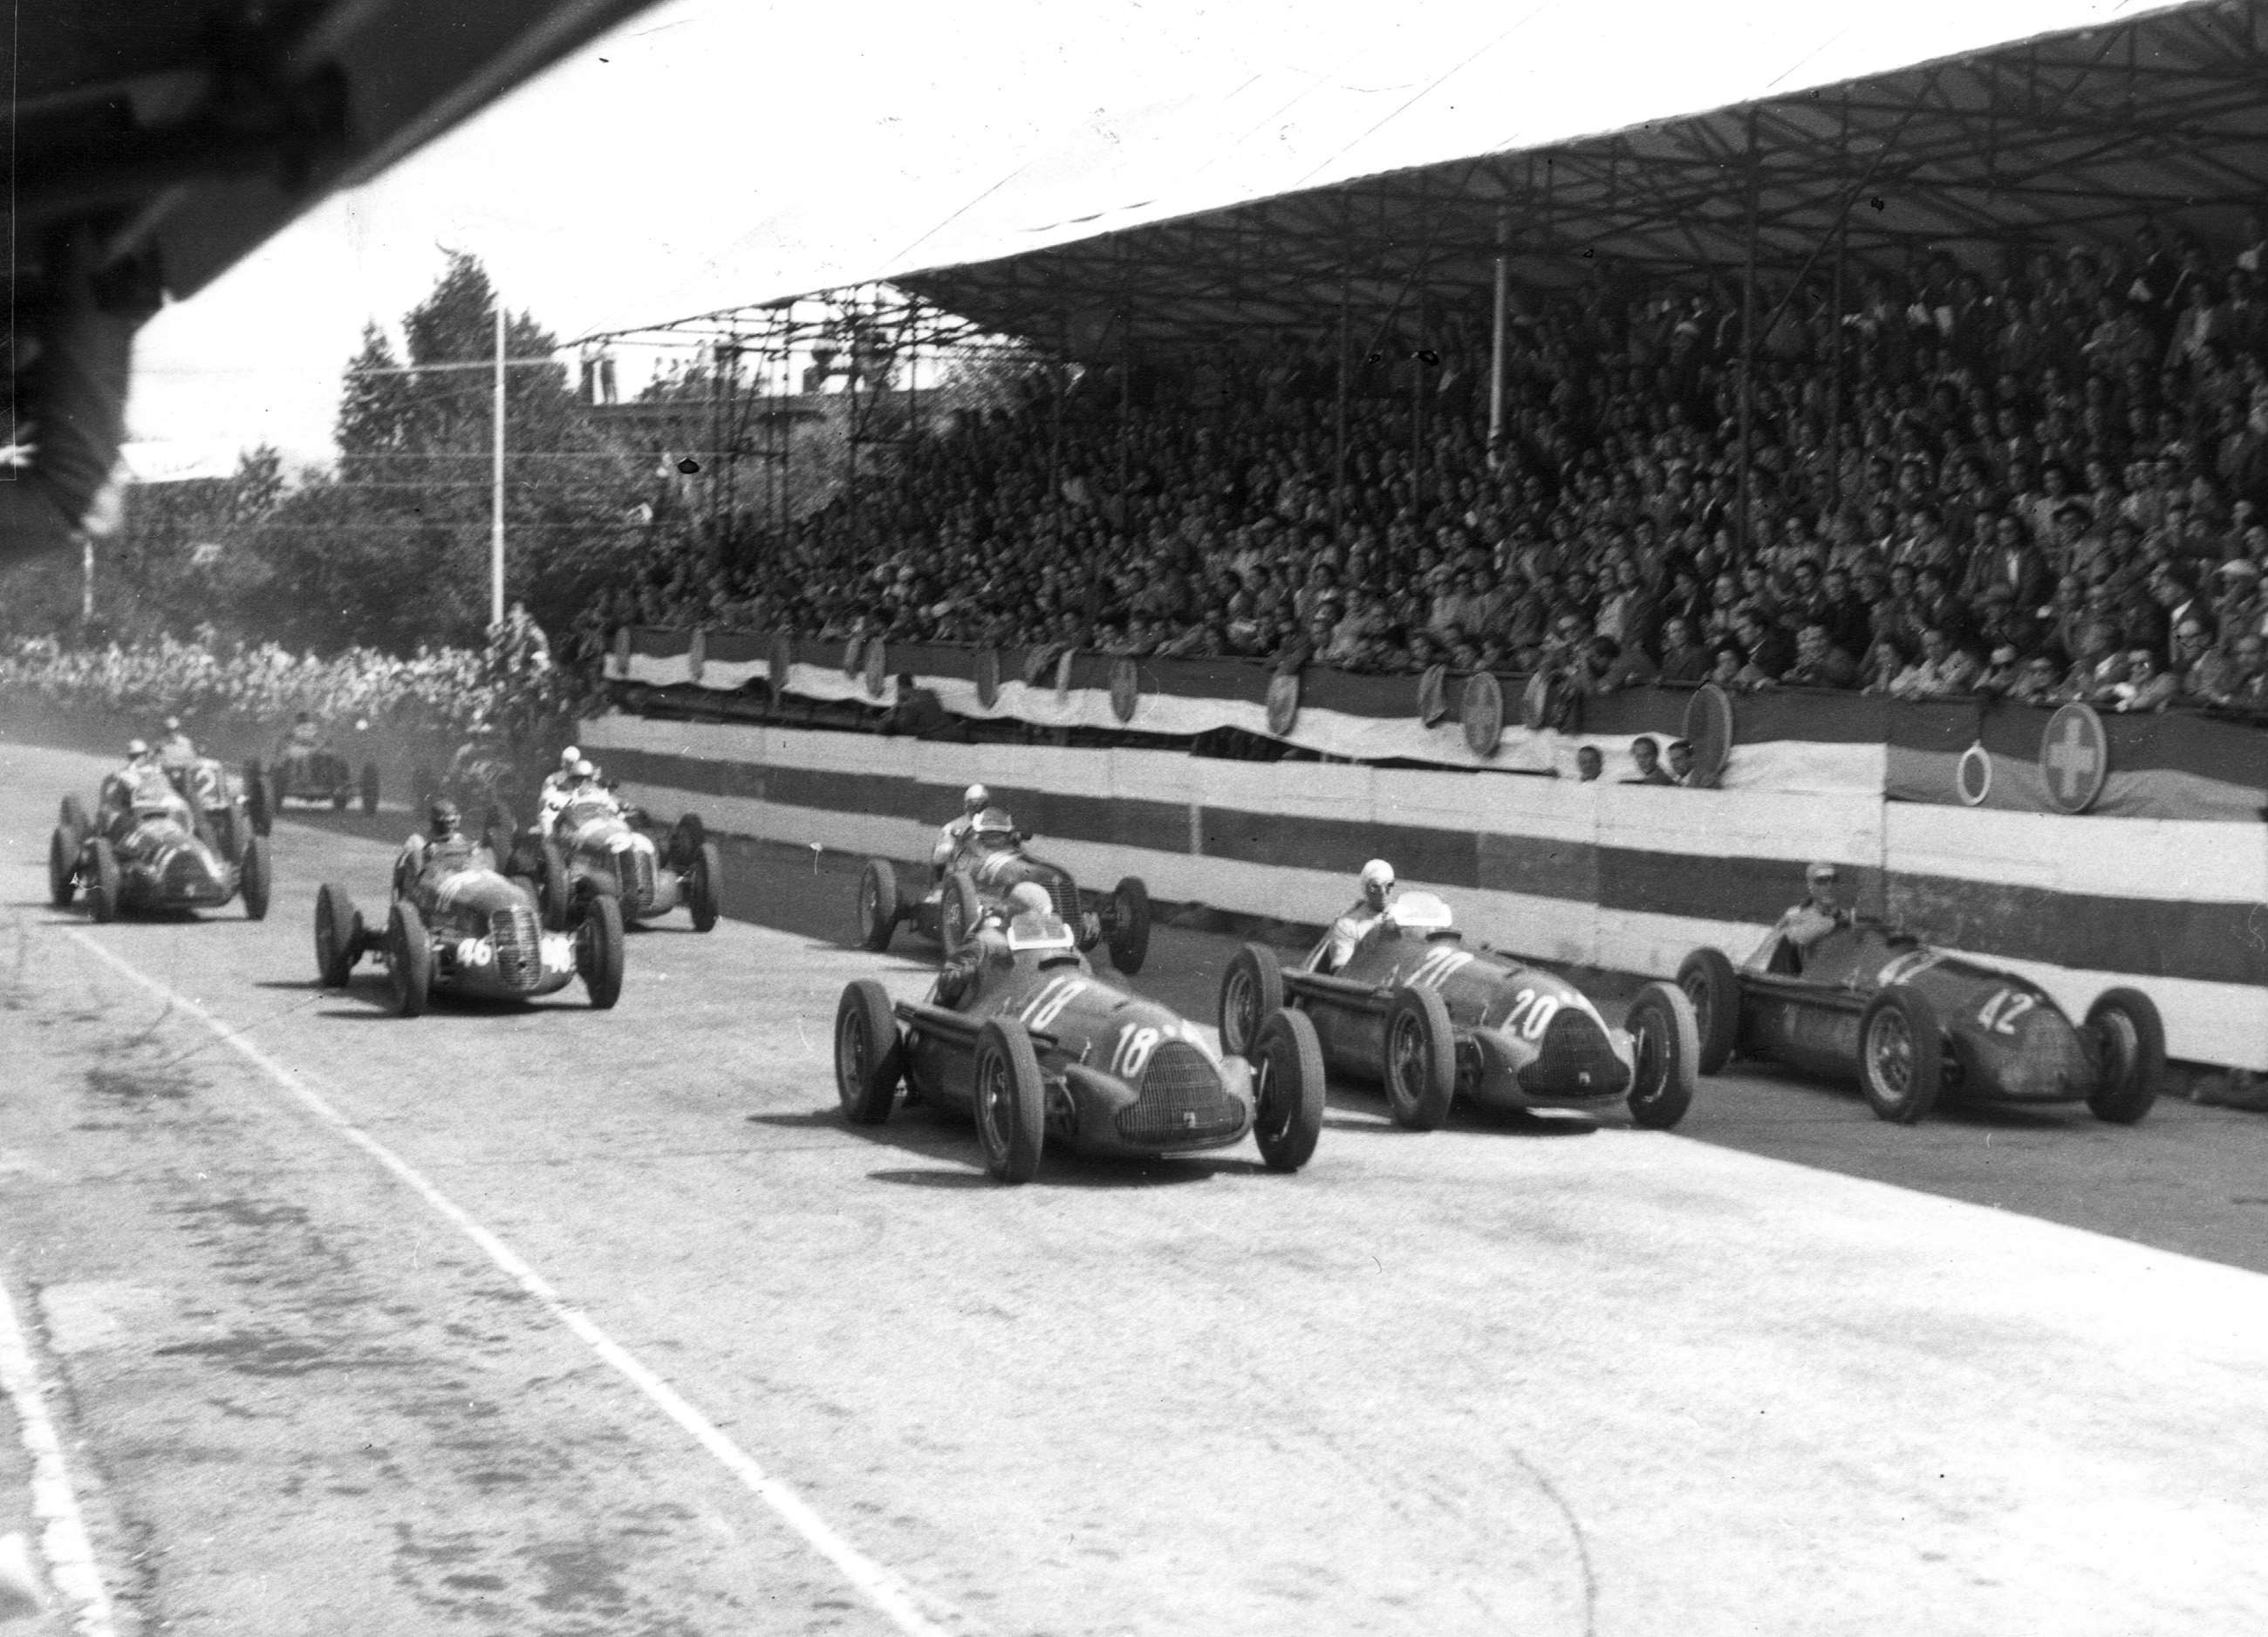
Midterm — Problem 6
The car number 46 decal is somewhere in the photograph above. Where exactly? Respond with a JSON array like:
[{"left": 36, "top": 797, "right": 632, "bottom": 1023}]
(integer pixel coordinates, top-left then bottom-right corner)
[{"left": 1977, "top": 989, "right": 2037, "bottom": 1033}]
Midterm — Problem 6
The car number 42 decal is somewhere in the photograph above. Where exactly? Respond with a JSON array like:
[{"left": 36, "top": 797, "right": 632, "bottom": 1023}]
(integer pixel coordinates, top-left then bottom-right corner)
[{"left": 1977, "top": 989, "right": 2037, "bottom": 1034}]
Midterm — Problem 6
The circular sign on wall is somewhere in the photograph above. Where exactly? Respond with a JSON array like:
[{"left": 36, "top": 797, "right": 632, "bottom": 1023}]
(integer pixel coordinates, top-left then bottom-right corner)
[
  {"left": 1417, "top": 664, "right": 1449, "bottom": 727},
  {"left": 2039, "top": 702, "right": 2109, "bottom": 814},
  {"left": 842, "top": 635, "right": 865, "bottom": 677},
  {"left": 1110, "top": 657, "right": 1140, "bottom": 723},
  {"left": 1682, "top": 684, "right": 1735, "bottom": 788},
  {"left": 974, "top": 648, "right": 1001, "bottom": 711},
  {"left": 1266, "top": 670, "right": 1301, "bottom": 737},
  {"left": 862, "top": 638, "right": 888, "bottom": 699},
  {"left": 1054, "top": 648, "right": 1076, "bottom": 702},
  {"left": 1956, "top": 740, "right": 1994, "bottom": 807},
  {"left": 1462, "top": 670, "right": 1505, "bottom": 757}
]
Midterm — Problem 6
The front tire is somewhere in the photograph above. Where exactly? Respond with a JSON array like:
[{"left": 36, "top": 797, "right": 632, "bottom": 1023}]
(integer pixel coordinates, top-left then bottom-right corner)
[
  {"left": 537, "top": 839, "right": 571, "bottom": 931},
  {"left": 973, "top": 1018, "right": 1046, "bottom": 1183},
  {"left": 1383, "top": 985, "right": 1457, "bottom": 1129},
  {"left": 1218, "top": 943, "right": 1285, "bottom": 1059},
  {"left": 315, "top": 883, "right": 365, "bottom": 987},
  {"left": 87, "top": 838, "right": 121, "bottom": 923},
  {"left": 939, "top": 872, "right": 983, "bottom": 961},
  {"left": 1677, "top": 946, "right": 1741, "bottom": 1074},
  {"left": 2084, "top": 987, "right": 2164, "bottom": 1124},
  {"left": 386, "top": 901, "right": 434, "bottom": 1018},
  {"left": 239, "top": 836, "right": 271, "bottom": 921},
  {"left": 1105, "top": 876, "right": 1152, "bottom": 973},
  {"left": 48, "top": 827, "right": 78, "bottom": 908},
  {"left": 688, "top": 841, "right": 722, "bottom": 932},
  {"left": 857, "top": 858, "right": 899, "bottom": 952},
  {"left": 1858, "top": 986, "right": 1942, "bottom": 1123},
  {"left": 1253, "top": 1008, "right": 1326, "bottom": 1173},
  {"left": 834, "top": 980, "right": 901, "bottom": 1124},
  {"left": 1625, "top": 981, "right": 1700, "bottom": 1129},
  {"left": 578, "top": 894, "right": 625, "bottom": 1010}
]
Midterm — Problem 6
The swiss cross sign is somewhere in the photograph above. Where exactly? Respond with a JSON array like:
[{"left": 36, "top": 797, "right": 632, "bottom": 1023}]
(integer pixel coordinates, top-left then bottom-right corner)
[{"left": 2039, "top": 702, "right": 2109, "bottom": 814}]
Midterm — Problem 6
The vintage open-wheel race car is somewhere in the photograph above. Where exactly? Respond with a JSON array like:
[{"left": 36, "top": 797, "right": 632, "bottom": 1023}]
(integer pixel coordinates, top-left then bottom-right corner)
[
  {"left": 856, "top": 820, "right": 1150, "bottom": 974},
  {"left": 493, "top": 797, "right": 722, "bottom": 933},
  {"left": 50, "top": 786, "right": 270, "bottom": 923},
  {"left": 1217, "top": 891, "right": 1700, "bottom": 1131},
  {"left": 246, "top": 737, "right": 379, "bottom": 822},
  {"left": 1676, "top": 918, "right": 2162, "bottom": 1124}
]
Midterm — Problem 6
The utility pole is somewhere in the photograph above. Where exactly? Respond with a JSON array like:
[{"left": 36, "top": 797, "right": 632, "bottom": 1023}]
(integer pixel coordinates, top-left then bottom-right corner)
[{"left": 492, "top": 304, "right": 506, "bottom": 632}]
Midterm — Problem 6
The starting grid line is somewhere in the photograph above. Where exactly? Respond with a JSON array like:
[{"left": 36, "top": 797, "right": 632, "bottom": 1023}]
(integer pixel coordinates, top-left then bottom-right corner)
[{"left": 61, "top": 927, "right": 982, "bottom": 1637}]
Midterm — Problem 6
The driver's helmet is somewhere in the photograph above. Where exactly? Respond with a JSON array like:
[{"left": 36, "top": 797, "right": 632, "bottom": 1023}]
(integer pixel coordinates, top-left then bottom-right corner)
[
  {"left": 1387, "top": 890, "right": 1456, "bottom": 935},
  {"left": 427, "top": 797, "right": 462, "bottom": 841},
  {"left": 559, "top": 746, "right": 581, "bottom": 772},
  {"left": 125, "top": 738, "right": 150, "bottom": 762},
  {"left": 961, "top": 782, "right": 990, "bottom": 816},
  {"left": 570, "top": 758, "right": 598, "bottom": 784},
  {"left": 969, "top": 806, "right": 1018, "bottom": 850}
]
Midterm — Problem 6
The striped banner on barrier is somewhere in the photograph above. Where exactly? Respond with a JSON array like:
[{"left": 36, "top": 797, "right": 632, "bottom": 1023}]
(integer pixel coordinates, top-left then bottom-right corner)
[{"left": 578, "top": 713, "right": 2268, "bottom": 1073}]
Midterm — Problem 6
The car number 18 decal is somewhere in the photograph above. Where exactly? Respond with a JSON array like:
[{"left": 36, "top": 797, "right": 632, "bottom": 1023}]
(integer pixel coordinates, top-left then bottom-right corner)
[
  {"left": 1977, "top": 989, "right": 2038, "bottom": 1034},
  {"left": 1021, "top": 977, "right": 1088, "bottom": 1030}
]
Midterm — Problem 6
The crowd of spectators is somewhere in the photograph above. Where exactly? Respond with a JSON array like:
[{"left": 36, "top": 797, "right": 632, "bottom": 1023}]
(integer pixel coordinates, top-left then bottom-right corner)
[{"left": 616, "top": 213, "right": 2268, "bottom": 717}]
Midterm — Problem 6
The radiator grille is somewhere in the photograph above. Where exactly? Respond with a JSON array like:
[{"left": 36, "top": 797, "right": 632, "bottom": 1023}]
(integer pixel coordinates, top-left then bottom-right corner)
[
  {"left": 1043, "top": 879, "right": 1080, "bottom": 925},
  {"left": 1524, "top": 1006, "right": 1630, "bottom": 1098},
  {"left": 1115, "top": 1041, "right": 1243, "bottom": 1145},
  {"left": 625, "top": 846, "right": 657, "bottom": 911},
  {"left": 490, "top": 904, "right": 543, "bottom": 990}
]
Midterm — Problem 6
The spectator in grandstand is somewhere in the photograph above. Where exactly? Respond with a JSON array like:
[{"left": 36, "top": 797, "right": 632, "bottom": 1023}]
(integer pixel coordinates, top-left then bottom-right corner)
[
  {"left": 1574, "top": 746, "right": 1603, "bottom": 782},
  {"left": 2110, "top": 645, "right": 2182, "bottom": 712},
  {"left": 1663, "top": 739, "right": 1697, "bottom": 784},
  {"left": 1781, "top": 621, "right": 1862, "bottom": 690},
  {"left": 1625, "top": 737, "right": 1675, "bottom": 786}
]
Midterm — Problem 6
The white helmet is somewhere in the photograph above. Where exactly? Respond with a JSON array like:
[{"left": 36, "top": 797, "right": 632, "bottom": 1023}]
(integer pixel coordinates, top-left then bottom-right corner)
[
  {"left": 1360, "top": 859, "right": 1396, "bottom": 892},
  {"left": 571, "top": 758, "right": 597, "bottom": 780},
  {"left": 963, "top": 782, "right": 990, "bottom": 815},
  {"left": 560, "top": 746, "right": 582, "bottom": 770}
]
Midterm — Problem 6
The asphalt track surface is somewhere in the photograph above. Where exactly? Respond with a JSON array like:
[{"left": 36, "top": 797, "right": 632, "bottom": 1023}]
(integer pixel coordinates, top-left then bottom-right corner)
[{"left": 3, "top": 740, "right": 2266, "bottom": 1636}]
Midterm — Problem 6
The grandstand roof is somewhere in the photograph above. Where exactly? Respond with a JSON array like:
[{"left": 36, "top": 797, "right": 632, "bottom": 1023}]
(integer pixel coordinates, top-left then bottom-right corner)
[{"left": 772, "top": 0, "right": 2266, "bottom": 360}]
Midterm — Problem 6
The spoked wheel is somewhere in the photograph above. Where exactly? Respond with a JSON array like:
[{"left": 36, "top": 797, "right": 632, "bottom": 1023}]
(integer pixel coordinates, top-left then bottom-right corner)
[
  {"left": 688, "top": 842, "right": 722, "bottom": 932},
  {"left": 1217, "top": 943, "right": 1286, "bottom": 1059},
  {"left": 1858, "top": 986, "right": 1942, "bottom": 1123},
  {"left": 1382, "top": 985, "right": 1456, "bottom": 1129},
  {"left": 1677, "top": 946, "right": 1740, "bottom": 1074},
  {"left": 939, "top": 873, "right": 983, "bottom": 961},
  {"left": 1105, "top": 876, "right": 1151, "bottom": 973},
  {"left": 87, "top": 839, "right": 122, "bottom": 924},
  {"left": 973, "top": 1017, "right": 1045, "bottom": 1183},
  {"left": 577, "top": 894, "right": 625, "bottom": 1010},
  {"left": 1252, "top": 1008, "right": 1325, "bottom": 1173},
  {"left": 857, "top": 858, "right": 898, "bottom": 952},
  {"left": 834, "top": 980, "right": 902, "bottom": 1124},
  {"left": 2084, "top": 987, "right": 2164, "bottom": 1124},
  {"left": 386, "top": 901, "right": 434, "bottom": 1018},
  {"left": 59, "top": 795, "right": 88, "bottom": 833},
  {"left": 537, "top": 840, "right": 571, "bottom": 931},
  {"left": 239, "top": 836, "right": 271, "bottom": 921},
  {"left": 314, "top": 882, "right": 365, "bottom": 987},
  {"left": 47, "top": 827, "right": 79, "bottom": 908},
  {"left": 1624, "top": 981, "right": 1700, "bottom": 1129}
]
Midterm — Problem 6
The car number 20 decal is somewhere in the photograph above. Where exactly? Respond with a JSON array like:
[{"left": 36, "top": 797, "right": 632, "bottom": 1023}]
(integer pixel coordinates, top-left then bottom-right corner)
[
  {"left": 1976, "top": 988, "right": 2038, "bottom": 1034},
  {"left": 1502, "top": 988, "right": 1561, "bottom": 1040}
]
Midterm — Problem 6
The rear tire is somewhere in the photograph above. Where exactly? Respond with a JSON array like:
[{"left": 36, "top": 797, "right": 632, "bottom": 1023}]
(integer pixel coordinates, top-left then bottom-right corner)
[
  {"left": 1383, "top": 985, "right": 1457, "bottom": 1129},
  {"left": 239, "top": 836, "right": 271, "bottom": 921},
  {"left": 1252, "top": 1008, "right": 1326, "bottom": 1173},
  {"left": 1625, "top": 981, "right": 1700, "bottom": 1129},
  {"left": 857, "top": 858, "right": 899, "bottom": 952},
  {"left": 360, "top": 761, "right": 381, "bottom": 816},
  {"left": 973, "top": 1018, "right": 1046, "bottom": 1183},
  {"left": 578, "top": 893, "right": 625, "bottom": 1009},
  {"left": 688, "top": 842, "right": 722, "bottom": 932},
  {"left": 386, "top": 901, "right": 433, "bottom": 1017},
  {"left": 939, "top": 872, "right": 983, "bottom": 961},
  {"left": 315, "top": 882, "right": 365, "bottom": 987},
  {"left": 87, "top": 839, "right": 121, "bottom": 923},
  {"left": 834, "top": 980, "right": 902, "bottom": 1124},
  {"left": 1858, "top": 986, "right": 1942, "bottom": 1123},
  {"left": 47, "top": 827, "right": 78, "bottom": 908},
  {"left": 537, "top": 839, "right": 571, "bottom": 931},
  {"left": 243, "top": 764, "right": 272, "bottom": 836},
  {"left": 1105, "top": 876, "right": 1152, "bottom": 974},
  {"left": 59, "top": 795, "right": 88, "bottom": 833},
  {"left": 2084, "top": 987, "right": 2164, "bottom": 1124},
  {"left": 1218, "top": 943, "right": 1285, "bottom": 1059},
  {"left": 1677, "top": 946, "right": 1741, "bottom": 1074}
]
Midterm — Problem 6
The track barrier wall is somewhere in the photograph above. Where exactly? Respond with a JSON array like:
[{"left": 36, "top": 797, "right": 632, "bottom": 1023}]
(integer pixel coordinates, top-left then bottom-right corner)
[{"left": 581, "top": 713, "right": 2268, "bottom": 1074}]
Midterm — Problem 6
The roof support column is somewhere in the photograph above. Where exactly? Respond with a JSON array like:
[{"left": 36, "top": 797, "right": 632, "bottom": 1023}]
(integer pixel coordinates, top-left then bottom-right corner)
[
  {"left": 1488, "top": 209, "right": 1509, "bottom": 468},
  {"left": 1737, "top": 107, "right": 1759, "bottom": 561}
]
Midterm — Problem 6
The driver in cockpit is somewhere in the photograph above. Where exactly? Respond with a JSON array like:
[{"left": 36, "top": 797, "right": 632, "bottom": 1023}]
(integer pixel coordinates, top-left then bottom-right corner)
[
  {"left": 1319, "top": 858, "right": 1397, "bottom": 974},
  {"left": 1773, "top": 862, "right": 1854, "bottom": 969},
  {"left": 935, "top": 881, "right": 1076, "bottom": 1005}
]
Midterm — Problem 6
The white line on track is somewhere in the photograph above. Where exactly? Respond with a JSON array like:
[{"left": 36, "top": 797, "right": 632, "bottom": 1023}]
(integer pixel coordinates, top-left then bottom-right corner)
[
  {"left": 0, "top": 1269, "right": 119, "bottom": 1637},
  {"left": 62, "top": 928, "right": 980, "bottom": 1637}
]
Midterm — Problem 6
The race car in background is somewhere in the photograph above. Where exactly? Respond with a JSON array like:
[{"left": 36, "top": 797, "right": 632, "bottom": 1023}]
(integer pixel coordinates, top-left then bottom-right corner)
[
  {"left": 49, "top": 788, "right": 270, "bottom": 923},
  {"left": 164, "top": 754, "right": 267, "bottom": 863},
  {"left": 1676, "top": 920, "right": 2162, "bottom": 1124},
  {"left": 833, "top": 916, "right": 1322, "bottom": 1183},
  {"left": 314, "top": 836, "right": 623, "bottom": 1017},
  {"left": 1217, "top": 891, "right": 1700, "bottom": 1131},
  {"left": 496, "top": 797, "right": 722, "bottom": 933},
  {"left": 246, "top": 728, "right": 379, "bottom": 820},
  {"left": 856, "top": 812, "right": 1151, "bottom": 973}
]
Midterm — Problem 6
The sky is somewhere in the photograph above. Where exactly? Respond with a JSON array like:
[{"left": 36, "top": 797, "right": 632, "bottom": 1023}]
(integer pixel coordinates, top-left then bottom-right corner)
[{"left": 123, "top": 0, "right": 2143, "bottom": 474}]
